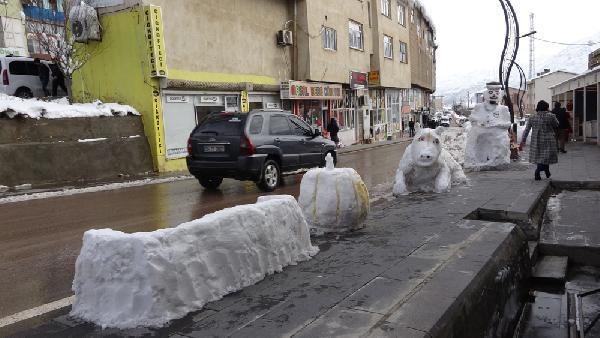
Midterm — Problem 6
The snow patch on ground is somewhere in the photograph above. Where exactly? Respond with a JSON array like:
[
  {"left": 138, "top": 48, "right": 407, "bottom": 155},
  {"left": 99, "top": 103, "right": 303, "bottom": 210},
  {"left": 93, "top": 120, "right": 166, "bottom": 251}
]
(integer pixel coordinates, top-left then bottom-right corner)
[
  {"left": 0, "top": 175, "right": 192, "bottom": 205},
  {"left": 517, "top": 124, "right": 531, "bottom": 145},
  {"left": 70, "top": 195, "right": 318, "bottom": 329},
  {"left": 546, "top": 192, "right": 564, "bottom": 225},
  {"left": 77, "top": 138, "right": 107, "bottom": 143},
  {"left": 0, "top": 94, "right": 139, "bottom": 119}
]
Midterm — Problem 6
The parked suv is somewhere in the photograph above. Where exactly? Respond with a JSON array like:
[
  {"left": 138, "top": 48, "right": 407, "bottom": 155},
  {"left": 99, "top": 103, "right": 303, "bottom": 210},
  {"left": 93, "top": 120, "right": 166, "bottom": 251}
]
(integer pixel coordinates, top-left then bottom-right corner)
[
  {"left": 186, "top": 109, "right": 337, "bottom": 191},
  {"left": 0, "top": 56, "right": 52, "bottom": 98}
]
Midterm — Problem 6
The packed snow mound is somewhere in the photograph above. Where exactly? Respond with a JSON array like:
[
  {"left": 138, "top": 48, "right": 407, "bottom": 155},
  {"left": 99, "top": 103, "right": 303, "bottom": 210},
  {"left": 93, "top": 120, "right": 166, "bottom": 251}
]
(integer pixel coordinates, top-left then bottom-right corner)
[
  {"left": 0, "top": 94, "right": 139, "bottom": 119},
  {"left": 441, "top": 127, "right": 467, "bottom": 165},
  {"left": 517, "top": 123, "right": 531, "bottom": 145},
  {"left": 393, "top": 128, "right": 466, "bottom": 196},
  {"left": 70, "top": 195, "right": 318, "bottom": 329},
  {"left": 298, "top": 153, "right": 369, "bottom": 235}
]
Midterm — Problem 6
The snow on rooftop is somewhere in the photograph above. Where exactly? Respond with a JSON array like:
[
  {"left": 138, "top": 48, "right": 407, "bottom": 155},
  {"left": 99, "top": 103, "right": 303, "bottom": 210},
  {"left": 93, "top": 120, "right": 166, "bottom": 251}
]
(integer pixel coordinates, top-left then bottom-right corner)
[{"left": 0, "top": 95, "right": 139, "bottom": 119}]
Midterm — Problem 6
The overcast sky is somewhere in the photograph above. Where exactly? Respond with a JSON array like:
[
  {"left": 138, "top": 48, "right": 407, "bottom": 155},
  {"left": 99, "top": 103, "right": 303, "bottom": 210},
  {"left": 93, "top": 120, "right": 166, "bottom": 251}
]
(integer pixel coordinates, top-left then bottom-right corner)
[{"left": 420, "top": 0, "right": 600, "bottom": 84}]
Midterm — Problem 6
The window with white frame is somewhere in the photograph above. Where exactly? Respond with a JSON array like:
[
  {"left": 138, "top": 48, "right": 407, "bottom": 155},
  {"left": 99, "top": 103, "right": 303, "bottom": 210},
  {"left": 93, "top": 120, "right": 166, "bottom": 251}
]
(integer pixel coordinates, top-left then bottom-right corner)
[
  {"left": 399, "top": 41, "right": 408, "bottom": 63},
  {"left": 322, "top": 26, "right": 337, "bottom": 51},
  {"left": 383, "top": 35, "right": 393, "bottom": 59},
  {"left": 397, "top": 3, "right": 406, "bottom": 26},
  {"left": 381, "top": 0, "right": 390, "bottom": 17},
  {"left": 348, "top": 20, "right": 364, "bottom": 50},
  {"left": 410, "top": 8, "right": 414, "bottom": 23}
]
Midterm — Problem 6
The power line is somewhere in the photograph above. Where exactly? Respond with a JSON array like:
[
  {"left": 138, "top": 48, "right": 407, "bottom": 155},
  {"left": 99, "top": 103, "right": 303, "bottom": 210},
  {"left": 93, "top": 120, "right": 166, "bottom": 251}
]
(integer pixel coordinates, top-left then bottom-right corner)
[{"left": 533, "top": 37, "right": 599, "bottom": 46}]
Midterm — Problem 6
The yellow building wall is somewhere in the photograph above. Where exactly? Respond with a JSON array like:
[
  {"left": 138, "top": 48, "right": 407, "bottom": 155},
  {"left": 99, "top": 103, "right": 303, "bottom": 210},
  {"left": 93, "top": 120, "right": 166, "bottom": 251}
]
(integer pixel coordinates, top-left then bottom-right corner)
[{"left": 71, "top": 9, "right": 168, "bottom": 171}]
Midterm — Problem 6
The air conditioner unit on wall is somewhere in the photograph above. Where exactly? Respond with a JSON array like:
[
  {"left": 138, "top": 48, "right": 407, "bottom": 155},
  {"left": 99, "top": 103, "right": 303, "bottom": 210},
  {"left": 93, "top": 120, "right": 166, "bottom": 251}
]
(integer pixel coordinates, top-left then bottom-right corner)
[
  {"left": 69, "top": 2, "right": 101, "bottom": 43},
  {"left": 277, "top": 30, "right": 293, "bottom": 46}
]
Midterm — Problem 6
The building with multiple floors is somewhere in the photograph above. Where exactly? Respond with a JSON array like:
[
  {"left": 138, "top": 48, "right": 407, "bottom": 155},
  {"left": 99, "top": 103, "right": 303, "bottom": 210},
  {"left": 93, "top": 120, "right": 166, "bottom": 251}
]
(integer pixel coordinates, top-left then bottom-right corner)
[
  {"left": 0, "top": 0, "right": 28, "bottom": 56},
  {"left": 71, "top": 0, "right": 437, "bottom": 172}
]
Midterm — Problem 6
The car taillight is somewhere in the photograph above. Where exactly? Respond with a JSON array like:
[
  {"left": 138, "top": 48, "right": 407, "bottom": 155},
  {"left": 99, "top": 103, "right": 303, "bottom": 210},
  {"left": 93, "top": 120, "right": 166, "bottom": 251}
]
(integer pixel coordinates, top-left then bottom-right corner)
[
  {"left": 187, "top": 137, "right": 193, "bottom": 156},
  {"left": 240, "top": 134, "right": 255, "bottom": 156},
  {"left": 2, "top": 70, "right": 8, "bottom": 86}
]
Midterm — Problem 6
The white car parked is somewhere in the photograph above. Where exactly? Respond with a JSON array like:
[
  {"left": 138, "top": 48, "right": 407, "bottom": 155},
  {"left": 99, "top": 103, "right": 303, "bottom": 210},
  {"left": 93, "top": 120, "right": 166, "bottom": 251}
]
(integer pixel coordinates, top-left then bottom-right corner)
[{"left": 0, "top": 56, "right": 52, "bottom": 98}]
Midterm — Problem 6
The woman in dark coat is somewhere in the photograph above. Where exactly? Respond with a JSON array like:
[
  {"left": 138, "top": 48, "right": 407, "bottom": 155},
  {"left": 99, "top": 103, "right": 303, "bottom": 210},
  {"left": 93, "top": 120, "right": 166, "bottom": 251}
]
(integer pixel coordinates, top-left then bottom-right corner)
[
  {"left": 327, "top": 117, "right": 340, "bottom": 146},
  {"left": 520, "top": 100, "right": 559, "bottom": 180}
]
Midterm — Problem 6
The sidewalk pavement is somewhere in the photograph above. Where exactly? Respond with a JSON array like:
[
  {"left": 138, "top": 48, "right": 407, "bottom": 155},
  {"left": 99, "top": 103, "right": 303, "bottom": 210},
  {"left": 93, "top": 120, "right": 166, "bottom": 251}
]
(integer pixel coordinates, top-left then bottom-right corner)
[{"left": 11, "top": 143, "right": 600, "bottom": 338}]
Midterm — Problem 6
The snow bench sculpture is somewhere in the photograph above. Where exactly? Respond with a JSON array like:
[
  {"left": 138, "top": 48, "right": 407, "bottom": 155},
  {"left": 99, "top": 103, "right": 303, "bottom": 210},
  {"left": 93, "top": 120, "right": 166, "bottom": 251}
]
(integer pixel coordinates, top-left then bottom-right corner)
[
  {"left": 393, "top": 128, "right": 466, "bottom": 195},
  {"left": 298, "top": 153, "right": 370, "bottom": 235},
  {"left": 70, "top": 195, "right": 318, "bottom": 329}
]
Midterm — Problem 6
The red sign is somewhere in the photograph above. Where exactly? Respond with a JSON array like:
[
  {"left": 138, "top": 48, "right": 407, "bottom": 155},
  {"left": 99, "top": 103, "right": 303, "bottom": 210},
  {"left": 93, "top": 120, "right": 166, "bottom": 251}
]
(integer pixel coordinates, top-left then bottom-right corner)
[{"left": 350, "top": 71, "right": 368, "bottom": 89}]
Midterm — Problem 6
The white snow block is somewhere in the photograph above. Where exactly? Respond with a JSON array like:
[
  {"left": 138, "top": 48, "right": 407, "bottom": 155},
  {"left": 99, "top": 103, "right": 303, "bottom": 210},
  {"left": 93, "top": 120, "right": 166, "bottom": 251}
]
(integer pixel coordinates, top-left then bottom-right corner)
[
  {"left": 298, "top": 154, "right": 370, "bottom": 235},
  {"left": 70, "top": 195, "right": 318, "bottom": 329},
  {"left": 393, "top": 128, "right": 466, "bottom": 195}
]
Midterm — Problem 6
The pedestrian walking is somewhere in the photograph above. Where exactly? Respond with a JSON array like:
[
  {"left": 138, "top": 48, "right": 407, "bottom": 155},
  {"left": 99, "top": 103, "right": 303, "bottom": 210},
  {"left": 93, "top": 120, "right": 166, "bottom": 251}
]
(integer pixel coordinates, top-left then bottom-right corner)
[
  {"left": 33, "top": 58, "right": 50, "bottom": 96},
  {"left": 520, "top": 100, "right": 559, "bottom": 180},
  {"left": 327, "top": 117, "right": 340, "bottom": 147},
  {"left": 551, "top": 102, "right": 570, "bottom": 153},
  {"left": 408, "top": 119, "right": 415, "bottom": 137},
  {"left": 50, "top": 64, "right": 68, "bottom": 96}
]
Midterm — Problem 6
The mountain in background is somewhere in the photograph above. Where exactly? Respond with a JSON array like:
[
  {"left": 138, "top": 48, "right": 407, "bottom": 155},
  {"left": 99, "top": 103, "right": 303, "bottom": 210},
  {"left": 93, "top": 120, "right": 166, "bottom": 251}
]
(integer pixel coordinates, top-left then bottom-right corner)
[{"left": 437, "top": 31, "right": 600, "bottom": 106}]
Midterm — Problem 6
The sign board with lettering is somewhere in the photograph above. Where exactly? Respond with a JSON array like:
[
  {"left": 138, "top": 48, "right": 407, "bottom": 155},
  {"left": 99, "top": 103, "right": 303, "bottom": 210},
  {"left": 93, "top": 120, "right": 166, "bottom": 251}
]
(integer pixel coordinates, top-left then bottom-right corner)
[
  {"left": 368, "top": 71, "right": 380, "bottom": 86},
  {"left": 143, "top": 5, "right": 168, "bottom": 78},
  {"left": 87, "top": 0, "right": 124, "bottom": 7},
  {"left": 350, "top": 71, "right": 368, "bottom": 90},
  {"left": 589, "top": 48, "right": 600, "bottom": 70},
  {"left": 280, "top": 81, "right": 343, "bottom": 100},
  {"left": 241, "top": 91, "right": 249, "bottom": 112},
  {"left": 199, "top": 96, "right": 222, "bottom": 105},
  {"left": 151, "top": 85, "right": 165, "bottom": 156},
  {"left": 166, "top": 95, "right": 189, "bottom": 103},
  {"left": 266, "top": 102, "right": 280, "bottom": 109}
]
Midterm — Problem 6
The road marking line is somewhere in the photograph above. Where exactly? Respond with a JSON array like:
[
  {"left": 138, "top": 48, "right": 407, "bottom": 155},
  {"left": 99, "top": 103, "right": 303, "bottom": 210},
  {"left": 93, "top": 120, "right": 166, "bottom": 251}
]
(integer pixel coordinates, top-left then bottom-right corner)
[{"left": 0, "top": 296, "right": 74, "bottom": 328}]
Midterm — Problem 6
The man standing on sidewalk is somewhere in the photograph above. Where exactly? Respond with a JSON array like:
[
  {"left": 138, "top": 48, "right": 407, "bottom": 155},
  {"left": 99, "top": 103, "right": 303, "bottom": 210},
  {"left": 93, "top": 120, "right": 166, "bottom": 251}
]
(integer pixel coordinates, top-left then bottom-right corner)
[
  {"left": 408, "top": 119, "right": 415, "bottom": 137},
  {"left": 551, "top": 102, "right": 570, "bottom": 153}
]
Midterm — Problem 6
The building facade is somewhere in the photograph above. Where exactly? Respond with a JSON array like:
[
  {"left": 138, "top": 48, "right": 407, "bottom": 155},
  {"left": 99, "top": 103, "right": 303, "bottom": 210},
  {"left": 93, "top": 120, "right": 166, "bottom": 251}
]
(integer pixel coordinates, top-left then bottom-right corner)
[
  {"left": 527, "top": 70, "right": 577, "bottom": 115},
  {"left": 0, "top": 0, "right": 28, "bottom": 56},
  {"left": 408, "top": 0, "right": 436, "bottom": 126},
  {"left": 71, "top": 0, "right": 437, "bottom": 172}
]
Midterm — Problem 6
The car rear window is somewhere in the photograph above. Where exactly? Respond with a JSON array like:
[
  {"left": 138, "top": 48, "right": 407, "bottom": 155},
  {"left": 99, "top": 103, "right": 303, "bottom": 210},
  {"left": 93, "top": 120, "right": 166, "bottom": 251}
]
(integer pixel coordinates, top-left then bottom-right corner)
[
  {"left": 9, "top": 61, "right": 39, "bottom": 76},
  {"left": 196, "top": 114, "right": 246, "bottom": 136},
  {"left": 248, "top": 115, "right": 264, "bottom": 134}
]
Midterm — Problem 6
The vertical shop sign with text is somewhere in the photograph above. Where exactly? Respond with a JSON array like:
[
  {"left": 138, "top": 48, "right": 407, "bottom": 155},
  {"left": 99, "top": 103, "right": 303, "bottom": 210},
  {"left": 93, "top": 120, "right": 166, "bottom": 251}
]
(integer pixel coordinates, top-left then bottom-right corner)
[
  {"left": 144, "top": 5, "right": 168, "bottom": 78},
  {"left": 241, "top": 91, "right": 249, "bottom": 112},
  {"left": 152, "top": 85, "right": 165, "bottom": 156}
]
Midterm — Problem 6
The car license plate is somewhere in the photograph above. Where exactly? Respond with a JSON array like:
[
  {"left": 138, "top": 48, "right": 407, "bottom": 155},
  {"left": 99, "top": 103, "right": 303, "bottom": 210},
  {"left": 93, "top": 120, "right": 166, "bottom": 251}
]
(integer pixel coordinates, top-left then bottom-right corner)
[{"left": 204, "top": 145, "right": 224, "bottom": 152}]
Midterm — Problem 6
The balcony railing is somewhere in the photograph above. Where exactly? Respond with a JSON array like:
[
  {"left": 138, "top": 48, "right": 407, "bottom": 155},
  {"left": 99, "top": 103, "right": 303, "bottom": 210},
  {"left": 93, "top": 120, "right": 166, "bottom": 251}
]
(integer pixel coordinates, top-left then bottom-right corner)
[{"left": 22, "top": 5, "right": 65, "bottom": 23}]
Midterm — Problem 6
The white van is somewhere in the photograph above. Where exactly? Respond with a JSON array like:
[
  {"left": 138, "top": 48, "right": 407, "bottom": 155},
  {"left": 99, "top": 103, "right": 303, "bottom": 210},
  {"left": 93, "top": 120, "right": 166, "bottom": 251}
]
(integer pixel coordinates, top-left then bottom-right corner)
[{"left": 0, "top": 56, "right": 52, "bottom": 98}]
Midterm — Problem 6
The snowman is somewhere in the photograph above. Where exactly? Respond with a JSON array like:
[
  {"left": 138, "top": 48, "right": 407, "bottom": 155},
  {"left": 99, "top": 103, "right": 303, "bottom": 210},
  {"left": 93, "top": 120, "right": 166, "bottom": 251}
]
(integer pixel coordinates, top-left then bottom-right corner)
[{"left": 464, "top": 82, "right": 512, "bottom": 170}]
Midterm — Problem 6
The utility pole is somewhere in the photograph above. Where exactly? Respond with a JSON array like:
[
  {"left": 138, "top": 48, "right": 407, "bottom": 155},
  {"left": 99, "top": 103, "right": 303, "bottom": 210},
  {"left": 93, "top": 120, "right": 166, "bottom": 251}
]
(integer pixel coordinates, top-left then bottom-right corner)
[
  {"left": 466, "top": 91, "right": 470, "bottom": 109},
  {"left": 529, "top": 13, "right": 535, "bottom": 79}
]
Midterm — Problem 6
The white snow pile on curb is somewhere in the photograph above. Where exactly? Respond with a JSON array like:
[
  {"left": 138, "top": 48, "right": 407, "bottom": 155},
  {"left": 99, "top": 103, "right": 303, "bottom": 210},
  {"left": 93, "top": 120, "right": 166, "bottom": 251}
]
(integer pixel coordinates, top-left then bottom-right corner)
[
  {"left": 441, "top": 127, "right": 467, "bottom": 165},
  {"left": 517, "top": 124, "right": 531, "bottom": 145},
  {"left": 0, "top": 95, "right": 139, "bottom": 119},
  {"left": 70, "top": 195, "right": 318, "bottom": 329},
  {"left": 0, "top": 175, "right": 192, "bottom": 205}
]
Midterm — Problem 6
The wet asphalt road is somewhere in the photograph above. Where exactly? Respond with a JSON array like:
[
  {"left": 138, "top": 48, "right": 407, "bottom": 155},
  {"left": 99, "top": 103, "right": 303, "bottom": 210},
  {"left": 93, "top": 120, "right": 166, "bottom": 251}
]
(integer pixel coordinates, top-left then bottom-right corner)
[{"left": 0, "top": 142, "right": 408, "bottom": 319}]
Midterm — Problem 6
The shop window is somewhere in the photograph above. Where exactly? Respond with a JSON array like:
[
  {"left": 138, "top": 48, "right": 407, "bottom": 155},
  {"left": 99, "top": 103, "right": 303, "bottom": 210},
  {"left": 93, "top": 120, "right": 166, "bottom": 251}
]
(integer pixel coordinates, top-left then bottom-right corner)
[
  {"left": 322, "top": 26, "right": 337, "bottom": 51},
  {"left": 269, "top": 115, "right": 291, "bottom": 135},
  {"left": 384, "top": 35, "right": 393, "bottom": 59},
  {"left": 348, "top": 20, "right": 364, "bottom": 50},
  {"left": 248, "top": 115, "right": 264, "bottom": 135}
]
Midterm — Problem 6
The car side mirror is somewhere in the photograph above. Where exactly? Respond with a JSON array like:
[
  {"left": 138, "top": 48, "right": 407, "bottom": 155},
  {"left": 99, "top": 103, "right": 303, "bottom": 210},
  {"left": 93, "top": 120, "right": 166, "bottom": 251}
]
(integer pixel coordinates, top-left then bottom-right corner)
[{"left": 313, "top": 129, "right": 321, "bottom": 137}]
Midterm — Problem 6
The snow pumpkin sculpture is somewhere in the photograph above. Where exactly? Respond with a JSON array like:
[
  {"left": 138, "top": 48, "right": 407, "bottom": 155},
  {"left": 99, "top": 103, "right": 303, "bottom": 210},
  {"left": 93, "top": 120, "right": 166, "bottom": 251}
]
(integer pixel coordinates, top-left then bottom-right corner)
[
  {"left": 298, "top": 154, "right": 370, "bottom": 235},
  {"left": 393, "top": 127, "right": 466, "bottom": 196}
]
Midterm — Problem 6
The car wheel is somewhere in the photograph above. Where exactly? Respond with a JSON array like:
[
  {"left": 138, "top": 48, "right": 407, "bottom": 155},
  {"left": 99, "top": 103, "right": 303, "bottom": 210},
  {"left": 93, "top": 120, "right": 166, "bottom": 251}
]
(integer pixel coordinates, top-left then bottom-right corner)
[
  {"left": 15, "top": 88, "right": 33, "bottom": 99},
  {"left": 257, "top": 159, "right": 280, "bottom": 192},
  {"left": 198, "top": 177, "right": 223, "bottom": 190}
]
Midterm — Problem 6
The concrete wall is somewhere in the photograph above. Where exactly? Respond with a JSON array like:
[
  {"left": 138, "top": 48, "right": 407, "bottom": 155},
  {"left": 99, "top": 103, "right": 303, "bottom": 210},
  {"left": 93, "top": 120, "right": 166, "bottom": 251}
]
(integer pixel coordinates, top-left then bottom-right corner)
[
  {"left": 297, "top": 0, "right": 372, "bottom": 84},
  {"left": 153, "top": 0, "right": 292, "bottom": 86},
  {"left": 370, "top": 0, "right": 411, "bottom": 88},
  {"left": 408, "top": 0, "right": 435, "bottom": 92},
  {"left": 71, "top": 9, "right": 164, "bottom": 170},
  {"left": 0, "top": 116, "right": 154, "bottom": 188}
]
